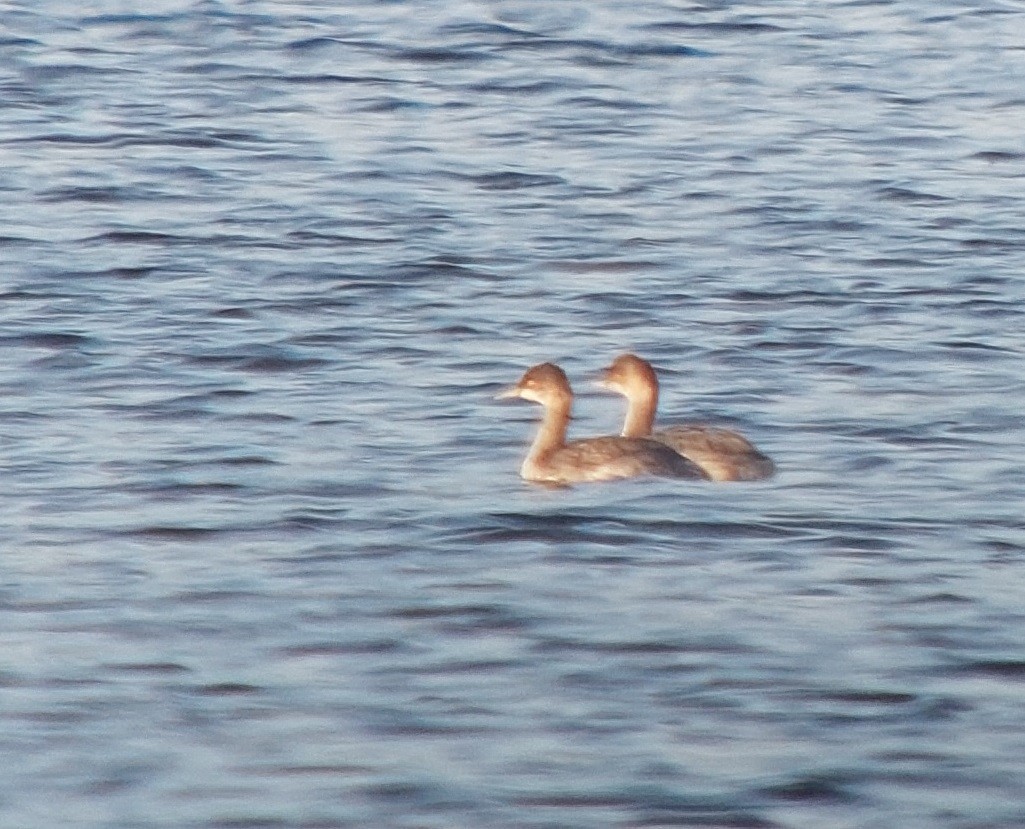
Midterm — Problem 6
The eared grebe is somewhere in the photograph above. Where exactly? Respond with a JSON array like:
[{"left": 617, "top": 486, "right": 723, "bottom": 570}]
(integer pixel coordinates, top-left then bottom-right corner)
[
  {"left": 497, "top": 362, "right": 709, "bottom": 484},
  {"left": 598, "top": 354, "right": 775, "bottom": 482}
]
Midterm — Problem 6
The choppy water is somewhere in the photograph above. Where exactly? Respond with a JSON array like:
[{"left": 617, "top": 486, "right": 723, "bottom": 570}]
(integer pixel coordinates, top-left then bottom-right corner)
[{"left": 3, "top": 1, "right": 1025, "bottom": 827}]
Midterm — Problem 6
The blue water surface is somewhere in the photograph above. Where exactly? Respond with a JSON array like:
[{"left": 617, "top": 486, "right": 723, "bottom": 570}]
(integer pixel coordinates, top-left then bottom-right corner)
[{"left": 2, "top": 1, "right": 1025, "bottom": 827}]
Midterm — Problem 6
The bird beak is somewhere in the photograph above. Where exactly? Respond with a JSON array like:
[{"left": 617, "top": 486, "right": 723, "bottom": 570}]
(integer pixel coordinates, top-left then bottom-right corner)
[
  {"left": 593, "top": 368, "right": 614, "bottom": 390},
  {"left": 494, "top": 384, "right": 522, "bottom": 400}
]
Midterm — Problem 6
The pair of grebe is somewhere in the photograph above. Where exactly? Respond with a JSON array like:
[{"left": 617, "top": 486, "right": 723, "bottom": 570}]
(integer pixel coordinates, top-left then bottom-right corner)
[{"left": 497, "top": 354, "right": 774, "bottom": 485}]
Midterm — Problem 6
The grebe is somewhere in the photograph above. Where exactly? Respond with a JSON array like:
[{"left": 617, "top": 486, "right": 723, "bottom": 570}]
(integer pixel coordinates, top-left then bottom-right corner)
[
  {"left": 598, "top": 354, "right": 775, "bottom": 482},
  {"left": 497, "top": 362, "right": 709, "bottom": 484}
]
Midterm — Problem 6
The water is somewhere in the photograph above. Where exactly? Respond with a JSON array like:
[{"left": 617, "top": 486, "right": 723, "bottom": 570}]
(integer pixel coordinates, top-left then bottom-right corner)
[{"left": 2, "top": 1, "right": 1025, "bottom": 826}]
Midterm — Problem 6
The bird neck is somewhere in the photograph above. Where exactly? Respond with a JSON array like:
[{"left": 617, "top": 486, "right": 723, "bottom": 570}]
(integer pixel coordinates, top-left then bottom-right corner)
[
  {"left": 524, "top": 396, "right": 571, "bottom": 470},
  {"left": 621, "top": 384, "right": 657, "bottom": 437}
]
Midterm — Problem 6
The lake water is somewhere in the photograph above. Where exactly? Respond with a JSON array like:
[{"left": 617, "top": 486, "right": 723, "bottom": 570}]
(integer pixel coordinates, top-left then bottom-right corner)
[{"left": 3, "top": 1, "right": 1025, "bottom": 827}]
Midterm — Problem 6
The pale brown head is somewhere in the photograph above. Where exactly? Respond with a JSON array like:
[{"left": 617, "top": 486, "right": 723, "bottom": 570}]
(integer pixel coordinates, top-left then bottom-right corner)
[
  {"left": 597, "top": 353, "right": 659, "bottom": 398},
  {"left": 496, "top": 362, "right": 573, "bottom": 407}
]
